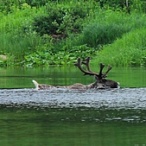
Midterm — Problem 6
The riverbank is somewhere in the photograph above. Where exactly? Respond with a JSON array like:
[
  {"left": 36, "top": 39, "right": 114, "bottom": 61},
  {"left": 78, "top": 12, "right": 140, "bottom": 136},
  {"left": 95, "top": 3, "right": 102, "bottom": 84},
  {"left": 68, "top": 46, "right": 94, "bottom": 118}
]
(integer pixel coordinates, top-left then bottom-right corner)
[{"left": 0, "top": 0, "right": 146, "bottom": 67}]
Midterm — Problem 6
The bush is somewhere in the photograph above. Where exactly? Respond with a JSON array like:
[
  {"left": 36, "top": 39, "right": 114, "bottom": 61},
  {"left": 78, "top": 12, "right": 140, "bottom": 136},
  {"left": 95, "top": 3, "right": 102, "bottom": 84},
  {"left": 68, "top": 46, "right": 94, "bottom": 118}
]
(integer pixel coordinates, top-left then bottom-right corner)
[
  {"left": 32, "top": 3, "right": 88, "bottom": 38},
  {"left": 0, "top": 0, "right": 48, "bottom": 13},
  {"left": 33, "top": 8, "right": 66, "bottom": 36},
  {"left": 25, "top": 0, "right": 48, "bottom": 7}
]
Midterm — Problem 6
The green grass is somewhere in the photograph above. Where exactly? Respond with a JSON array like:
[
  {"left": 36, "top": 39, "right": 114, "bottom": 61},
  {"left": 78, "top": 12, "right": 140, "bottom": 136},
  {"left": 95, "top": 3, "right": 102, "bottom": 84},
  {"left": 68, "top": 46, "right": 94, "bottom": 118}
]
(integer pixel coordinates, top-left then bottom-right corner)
[
  {"left": 82, "top": 10, "right": 146, "bottom": 48},
  {"left": 0, "top": 1, "right": 146, "bottom": 67},
  {"left": 0, "top": 5, "right": 46, "bottom": 65},
  {"left": 93, "top": 28, "right": 146, "bottom": 66}
]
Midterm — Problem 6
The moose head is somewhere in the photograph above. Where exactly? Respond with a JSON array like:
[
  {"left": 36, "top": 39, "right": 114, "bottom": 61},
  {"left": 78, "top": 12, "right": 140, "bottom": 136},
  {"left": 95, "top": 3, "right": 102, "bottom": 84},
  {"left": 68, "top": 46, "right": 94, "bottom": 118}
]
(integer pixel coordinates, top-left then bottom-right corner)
[{"left": 74, "top": 57, "right": 119, "bottom": 89}]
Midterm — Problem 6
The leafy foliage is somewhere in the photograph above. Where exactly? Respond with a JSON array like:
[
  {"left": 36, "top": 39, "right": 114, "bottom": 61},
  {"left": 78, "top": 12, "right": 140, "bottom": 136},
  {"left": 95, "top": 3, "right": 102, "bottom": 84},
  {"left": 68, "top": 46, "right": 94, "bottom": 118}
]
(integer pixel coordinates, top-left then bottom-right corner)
[
  {"left": 0, "top": 0, "right": 146, "bottom": 67},
  {"left": 24, "top": 42, "right": 96, "bottom": 66},
  {"left": 32, "top": 3, "right": 88, "bottom": 38}
]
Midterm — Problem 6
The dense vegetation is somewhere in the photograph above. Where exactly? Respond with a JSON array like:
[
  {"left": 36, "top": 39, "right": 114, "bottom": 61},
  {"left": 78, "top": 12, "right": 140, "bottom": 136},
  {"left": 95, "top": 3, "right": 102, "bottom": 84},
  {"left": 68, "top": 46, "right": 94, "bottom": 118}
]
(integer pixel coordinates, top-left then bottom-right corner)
[{"left": 0, "top": 0, "right": 146, "bottom": 67}]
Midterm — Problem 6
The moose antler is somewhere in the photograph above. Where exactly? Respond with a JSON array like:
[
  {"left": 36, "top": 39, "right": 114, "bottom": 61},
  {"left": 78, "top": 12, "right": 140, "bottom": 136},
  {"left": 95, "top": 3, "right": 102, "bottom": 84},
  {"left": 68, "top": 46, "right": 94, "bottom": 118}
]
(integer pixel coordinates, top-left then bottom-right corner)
[
  {"left": 74, "top": 57, "right": 99, "bottom": 76},
  {"left": 82, "top": 57, "right": 100, "bottom": 75},
  {"left": 102, "top": 65, "right": 112, "bottom": 78},
  {"left": 98, "top": 63, "right": 105, "bottom": 79},
  {"left": 74, "top": 57, "right": 112, "bottom": 80},
  {"left": 82, "top": 57, "right": 92, "bottom": 72}
]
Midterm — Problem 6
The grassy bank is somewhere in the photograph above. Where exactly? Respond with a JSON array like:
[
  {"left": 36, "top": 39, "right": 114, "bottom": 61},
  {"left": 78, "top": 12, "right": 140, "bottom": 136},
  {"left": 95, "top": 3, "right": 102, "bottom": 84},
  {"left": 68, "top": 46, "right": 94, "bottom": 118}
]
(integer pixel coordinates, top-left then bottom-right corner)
[
  {"left": 93, "top": 28, "right": 146, "bottom": 66},
  {"left": 0, "top": 0, "right": 146, "bottom": 67}
]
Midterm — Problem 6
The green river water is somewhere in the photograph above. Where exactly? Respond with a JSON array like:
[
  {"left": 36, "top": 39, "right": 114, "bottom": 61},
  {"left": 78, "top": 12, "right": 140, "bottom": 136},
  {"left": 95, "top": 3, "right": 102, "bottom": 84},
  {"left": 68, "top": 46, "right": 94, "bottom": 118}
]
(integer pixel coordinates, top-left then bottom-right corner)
[{"left": 0, "top": 66, "right": 146, "bottom": 146}]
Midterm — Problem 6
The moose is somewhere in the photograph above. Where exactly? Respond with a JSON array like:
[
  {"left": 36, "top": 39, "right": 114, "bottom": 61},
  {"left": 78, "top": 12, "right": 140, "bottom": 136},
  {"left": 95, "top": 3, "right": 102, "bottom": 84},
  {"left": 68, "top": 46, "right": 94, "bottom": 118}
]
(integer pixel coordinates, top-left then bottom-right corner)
[{"left": 32, "top": 57, "right": 119, "bottom": 90}]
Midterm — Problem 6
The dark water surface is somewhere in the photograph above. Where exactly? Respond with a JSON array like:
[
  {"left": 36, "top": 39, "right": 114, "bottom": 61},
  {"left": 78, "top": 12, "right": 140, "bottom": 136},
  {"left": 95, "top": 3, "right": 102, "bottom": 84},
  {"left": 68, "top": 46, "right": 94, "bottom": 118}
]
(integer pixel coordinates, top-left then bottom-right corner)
[{"left": 0, "top": 67, "right": 146, "bottom": 146}]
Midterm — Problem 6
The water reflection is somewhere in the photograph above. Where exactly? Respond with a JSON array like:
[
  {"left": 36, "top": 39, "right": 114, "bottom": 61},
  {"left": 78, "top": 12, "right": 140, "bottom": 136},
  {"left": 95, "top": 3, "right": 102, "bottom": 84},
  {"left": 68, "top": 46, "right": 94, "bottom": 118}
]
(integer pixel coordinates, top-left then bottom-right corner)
[
  {"left": 0, "top": 66, "right": 146, "bottom": 88},
  {"left": 0, "top": 106, "right": 146, "bottom": 146},
  {"left": 0, "top": 66, "right": 146, "bottom": 146}
]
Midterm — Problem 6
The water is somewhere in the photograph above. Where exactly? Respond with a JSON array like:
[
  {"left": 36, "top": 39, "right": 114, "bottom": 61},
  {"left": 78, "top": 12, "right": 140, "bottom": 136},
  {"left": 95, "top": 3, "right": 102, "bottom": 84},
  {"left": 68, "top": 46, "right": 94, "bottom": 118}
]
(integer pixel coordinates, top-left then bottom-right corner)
[
  {"left": 0, "top": 66, "right": 146, "bottom": 146},
  {"left": 0, "top": 66, "right": 146, "bottom": 88},
  {"left": 0, "top": 105, "right": 146, "bottom": 146},
  {"left": 0, "top": 106, "right": 146, "bottom": 146}
]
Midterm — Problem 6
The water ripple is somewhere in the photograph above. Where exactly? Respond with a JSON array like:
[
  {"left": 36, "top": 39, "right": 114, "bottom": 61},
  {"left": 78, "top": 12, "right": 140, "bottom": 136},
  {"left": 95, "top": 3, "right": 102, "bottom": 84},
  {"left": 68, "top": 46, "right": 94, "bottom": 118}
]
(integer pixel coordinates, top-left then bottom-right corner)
[{"left": 0, "top": 88, "right": 146, "bottom": 109}]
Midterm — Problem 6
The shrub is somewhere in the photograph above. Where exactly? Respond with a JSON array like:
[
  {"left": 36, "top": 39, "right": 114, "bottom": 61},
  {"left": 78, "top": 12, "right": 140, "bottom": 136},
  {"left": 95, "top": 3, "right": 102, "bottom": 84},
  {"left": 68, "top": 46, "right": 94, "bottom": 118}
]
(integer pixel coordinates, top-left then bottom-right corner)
[
  {"left": 0, "top": 0, "right": 48, "bottom": 13},
  {"left": 33, "top": 8, "right": 66, "bottom": 36},
  {"left": 25, "top": 0, "right": 48, "bottom": 7},
  {"left": 32, "top": 3, "right": 88, "bottom": 39}
]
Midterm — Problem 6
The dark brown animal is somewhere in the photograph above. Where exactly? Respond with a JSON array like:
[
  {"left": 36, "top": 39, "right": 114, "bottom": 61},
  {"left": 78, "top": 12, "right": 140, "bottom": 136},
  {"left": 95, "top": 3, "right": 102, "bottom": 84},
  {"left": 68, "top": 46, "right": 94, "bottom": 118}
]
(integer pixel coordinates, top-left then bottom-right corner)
[{"left": 32, "top": 57, "right": 119, "bottom": 90}]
